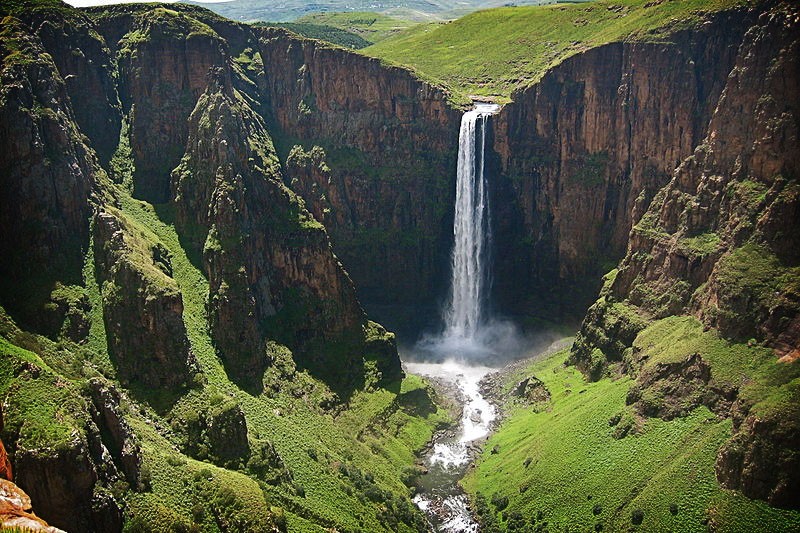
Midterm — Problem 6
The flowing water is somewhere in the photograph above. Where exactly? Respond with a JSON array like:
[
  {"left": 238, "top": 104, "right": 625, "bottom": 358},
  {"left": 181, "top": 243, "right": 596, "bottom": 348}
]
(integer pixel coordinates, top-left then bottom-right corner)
[
  {"left": 405, "top": 360, "right": 496, "bottom": 532},
  {"left": 408, "top": 102, "right": 504, "bottom": 532}
]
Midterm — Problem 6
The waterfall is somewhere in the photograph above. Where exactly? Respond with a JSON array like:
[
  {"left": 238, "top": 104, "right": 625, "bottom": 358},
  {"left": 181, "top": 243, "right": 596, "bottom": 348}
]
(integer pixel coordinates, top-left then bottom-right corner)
[{"left": 444, "top": 103, "right": 499, "bottom": 344}]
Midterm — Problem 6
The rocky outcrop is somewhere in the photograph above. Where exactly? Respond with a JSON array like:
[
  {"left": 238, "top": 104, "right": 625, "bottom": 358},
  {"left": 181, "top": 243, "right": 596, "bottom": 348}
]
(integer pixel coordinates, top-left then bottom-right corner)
[
  {"left": 512, "top": 376, "right": 551, "bottom": 410},
  {"left": 88, "top": 379, "right": 142, "bottom": 486},
  {"left": 0, "top": 15, "right": 97, "bottom": 334},
  {"left": 715, "top": 404, "right": 800, "bottom": 509},
  {"left": 172, "top": 68, "right": 376, "bottom": 388},
  {"left": 625, "top": 352, "right": 737, "bottom": 420},
  {"left": 1, "top": 353, "right": 124, "bottom": 532},
  {"left": 206, "top": 402, "right": 249, "bottom": 465},
  {"left": 93, "top": 208, "right": 197, "bottom": 391},
  {"left": 113, "top": 6, "right": 230, "bottom": 202},
  {"left": 490, "top": 9, "right": 753, "bottom": 318},
  {"left": 570, "top": 2, "right": 800, "bottom": 508},
  {"left": 14, "top": 434, "right": 122, "bottom": 532},
  {"left": 258, "top": 29, "right": 462, "bottom": 309},
  {"left": 0, "top": 478, "right": 66, "bottom": 533},
  {"left": 0, "top": 408, "right": 12, "bottom": 482},
  {"left": 177, "top": 400, "right": 250, "bottom": 468}
]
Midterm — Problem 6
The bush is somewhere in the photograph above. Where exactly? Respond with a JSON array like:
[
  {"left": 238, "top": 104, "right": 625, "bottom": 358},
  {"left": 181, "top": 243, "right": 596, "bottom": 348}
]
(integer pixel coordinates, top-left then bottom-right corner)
[
  {"left": 490, "top": 493, "right": 509, "bottom": 511},
  {"left": 631, "top": 509, "right": 644, "bottom": 525},
  {"left": 593, "top": 504, "right": 602, "bottom": 515}
]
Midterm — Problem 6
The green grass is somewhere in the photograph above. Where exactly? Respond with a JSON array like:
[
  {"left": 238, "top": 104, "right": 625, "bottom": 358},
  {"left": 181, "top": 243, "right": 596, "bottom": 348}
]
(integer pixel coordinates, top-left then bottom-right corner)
[
  {"left": 712, "top": 242, "right": 800, "bottom": 325},
  {"left": 364, "top": 0, "right": 748, "bottom": 100},
  {"left": 113, "top": 186, "right": 449, "bottom": 531},
  {"left": 0, "top": 337, "right": 86, "bottom": 451},
  {"left": 255, "top": 22, "right": 372, "bottom": 49},
  {"left": 293, "top": 11, "right": 416, "bottom": 44},
  {"left": 634, "top": 316, "right": 800, "bottom": 418},
  {"left": 463, "top": 347, "right": 800, "bottom": 531},
  {"left": 679, "top": 232, "right": 721, "bottom": 257}
]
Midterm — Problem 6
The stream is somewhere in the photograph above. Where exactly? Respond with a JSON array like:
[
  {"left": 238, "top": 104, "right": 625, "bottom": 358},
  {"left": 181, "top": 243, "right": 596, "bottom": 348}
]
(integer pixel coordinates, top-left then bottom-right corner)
[{"left": 405, "top": 359, "right": 497, "bottom": 533}]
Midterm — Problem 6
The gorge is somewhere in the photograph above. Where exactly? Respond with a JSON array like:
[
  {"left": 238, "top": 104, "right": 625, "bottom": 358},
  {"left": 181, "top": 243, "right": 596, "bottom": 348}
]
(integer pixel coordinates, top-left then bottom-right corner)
[{"left": 0, "top": 0, "right": 798, "bottom": 531}]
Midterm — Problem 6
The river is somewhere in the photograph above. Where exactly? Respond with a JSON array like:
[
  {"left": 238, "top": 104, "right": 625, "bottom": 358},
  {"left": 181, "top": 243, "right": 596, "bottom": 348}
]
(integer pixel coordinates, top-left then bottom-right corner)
[{"left": 405, "top": 359, "right": 496, "bottom": 532}]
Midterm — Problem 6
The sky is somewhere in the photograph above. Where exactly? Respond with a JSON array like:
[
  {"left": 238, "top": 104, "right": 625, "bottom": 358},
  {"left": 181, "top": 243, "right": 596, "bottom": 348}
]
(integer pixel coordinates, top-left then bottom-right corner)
[{"left": 64, "top": 0, "right": 232, "bottom": 7}]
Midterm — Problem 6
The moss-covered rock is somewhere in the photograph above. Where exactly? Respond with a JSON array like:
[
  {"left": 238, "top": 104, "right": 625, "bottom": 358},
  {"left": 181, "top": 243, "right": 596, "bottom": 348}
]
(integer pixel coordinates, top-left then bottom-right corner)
[{"left": 93, "top": 208, "right": 197, "bottom": 392}]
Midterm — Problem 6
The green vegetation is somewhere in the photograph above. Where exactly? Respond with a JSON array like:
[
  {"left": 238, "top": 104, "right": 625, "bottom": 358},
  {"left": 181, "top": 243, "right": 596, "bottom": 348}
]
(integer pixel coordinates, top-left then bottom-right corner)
[
  {"left": 464, "top": 347, "right": 800, "bottom": 532},
  {"left": 108, "top": 186, "right": 450, "bottom": 531},
  {"left": 256, "top": 22, "right": 371, "bottom": 49},
  {"left": 679, "top": 232, "right": 721, "bottom": 256},
  {"left": 294, "top": 11, "right": 416, "bottom": 44},
  {"left": 0, "top": 336, "right": 85, "bottom": 450},
  {"left": 0, "top": 171, "right": 452, "bottom": 530},
  {"left": 364, "top": 0, "right": 748, "bottom": 100},
  {"left": 633, "top": 316, "right": 800, "bottom": 415},
  {"left": 711, "top": 242, "right": 800, "bottom": 328}
]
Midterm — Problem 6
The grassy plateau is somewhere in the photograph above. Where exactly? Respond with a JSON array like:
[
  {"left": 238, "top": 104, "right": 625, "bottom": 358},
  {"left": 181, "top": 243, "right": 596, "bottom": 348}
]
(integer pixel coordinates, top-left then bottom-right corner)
[{"left": 364, "top": 0, "right": 749, "bottom": 100}]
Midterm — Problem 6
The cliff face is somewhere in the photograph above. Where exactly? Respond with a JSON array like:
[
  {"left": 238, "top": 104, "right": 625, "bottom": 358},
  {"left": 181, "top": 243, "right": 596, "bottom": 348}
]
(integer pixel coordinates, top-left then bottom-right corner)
[
  {"left": 258, "top": 29, "right": 462, "bottom": 308},
  {"left": 490, "top": 11, "right": 752, "bottom": 317},
  {"left": 93, "top": 208, "right": 197, "bottom": 390},
  {"left": 25, "top": 8, "right": 121, "bottom": 165},
  {"left": 0, "top": 15, "right": 97, "bottom": 334},
  {"left": 0, "top": 3, "right": 403, "bottom": 529},
  {"left": 172, "top": 68, "right": 373, "bottom": 388},
  {"left": 114, "top": 7, "right": 230, "bottom": 203},
  {"left": 570, "top": 2, "right": 800, "bottom": 509}
]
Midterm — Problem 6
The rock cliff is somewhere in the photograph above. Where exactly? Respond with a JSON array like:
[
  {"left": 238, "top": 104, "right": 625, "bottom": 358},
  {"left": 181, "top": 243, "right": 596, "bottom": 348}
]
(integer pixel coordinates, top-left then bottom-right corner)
[
  {"left": 258, "top": 29, "right": 462, "bottom": 309},
  {"left": 172, "top": 66, "right": 375, "bottom": 388},
  {"left": 0, "top": 13, "right": 97, "bottom": 334},
  {"left": 490, "top": 9, "right": 753, "bottom": 318},
  {"left": 570, "top": 2, "right": 800, "bottom": 509},
  {"left": 93, "top": 208, "right": 198, "bottom": 391}
]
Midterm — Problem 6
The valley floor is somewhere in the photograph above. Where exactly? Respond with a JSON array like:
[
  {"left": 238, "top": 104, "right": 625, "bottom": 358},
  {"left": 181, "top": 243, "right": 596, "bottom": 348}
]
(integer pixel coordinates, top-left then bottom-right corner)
[{"left": 464, "top": 345, "right": 800, "bottom": 532}]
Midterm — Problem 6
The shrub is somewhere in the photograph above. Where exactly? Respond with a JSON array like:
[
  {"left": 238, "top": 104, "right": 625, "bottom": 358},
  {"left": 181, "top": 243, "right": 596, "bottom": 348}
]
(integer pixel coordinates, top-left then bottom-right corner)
[
  {"left": 669, "top": 503, "right": 679, "bottom": 515},
  {"left": 631, "top": 509, "right": 644, "bottom": 525},
  {"left": 490, "top": 493, "right": 509, "bottom": 511}
]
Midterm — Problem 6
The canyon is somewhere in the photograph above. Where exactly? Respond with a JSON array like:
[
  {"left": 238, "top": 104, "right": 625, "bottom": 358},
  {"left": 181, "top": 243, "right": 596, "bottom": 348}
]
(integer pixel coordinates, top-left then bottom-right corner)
[{"left": 0, "top": 0, "right": 797, "bottom": 531}]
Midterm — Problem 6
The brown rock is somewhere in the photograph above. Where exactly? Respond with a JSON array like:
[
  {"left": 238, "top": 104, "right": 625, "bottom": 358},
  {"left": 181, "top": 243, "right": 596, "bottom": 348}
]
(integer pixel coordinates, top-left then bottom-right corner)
[
  {"left": 490, "top": 9, "right": 753, "bottom": 318},
  {"left": 0, "top": 478, "right": 66, "bottom": 533},
  {"left": 93, "top": 209, "right": 197, "bottom": 391},
  {"left": 260, "top": 29, "right": 462, "bottom": 309}
]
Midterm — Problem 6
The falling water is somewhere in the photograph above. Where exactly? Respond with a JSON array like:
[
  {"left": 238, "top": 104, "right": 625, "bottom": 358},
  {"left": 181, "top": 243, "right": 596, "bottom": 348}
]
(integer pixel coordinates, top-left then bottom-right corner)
[
  {"left": 407, "top": 103, "right": 502, "bottom": 532},
  {"left": 443, "top": 102, "right": 500, "bottom": 348}
]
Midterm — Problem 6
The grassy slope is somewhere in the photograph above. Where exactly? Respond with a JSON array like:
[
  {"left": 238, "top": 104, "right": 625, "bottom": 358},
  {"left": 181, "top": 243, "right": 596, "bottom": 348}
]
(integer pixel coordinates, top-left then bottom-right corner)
[
  {"left": 364, "top": 0, "right": 748, "bottom": 100},
  {"left": 115, "top": 190, "right": 450, "bottom": 532},
  {"left": 254, "top": 21, "right": 372, "bottom": 49},
  {"left": 463, "top": 342, "right": 800, "bottom": 531},
  {"left": 294, "top": 11, "right": 416, "bottom": 43}
]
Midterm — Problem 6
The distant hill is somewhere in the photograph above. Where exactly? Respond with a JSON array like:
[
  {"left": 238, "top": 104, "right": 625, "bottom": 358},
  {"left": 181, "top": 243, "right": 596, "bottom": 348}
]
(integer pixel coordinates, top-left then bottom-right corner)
[
  {"left": 294, "top": 12, "right": 416, "bottom": 44},
  {"left": 178, "top": 0, "right": 563, "bottom": 23},
  {"left": 253, "top": 21, "right": 372, "bottom": 49},
  {"left": 255, "top": 12, "right": 414, "bottom": 50}
]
